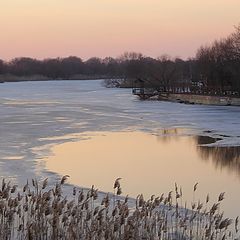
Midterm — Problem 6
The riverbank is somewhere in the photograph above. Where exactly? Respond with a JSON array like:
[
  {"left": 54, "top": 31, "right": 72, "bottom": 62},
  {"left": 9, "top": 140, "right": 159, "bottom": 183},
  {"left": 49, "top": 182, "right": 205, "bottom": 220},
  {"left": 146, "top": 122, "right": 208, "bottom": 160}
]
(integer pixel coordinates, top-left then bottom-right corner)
[
  {"left": 0, "top": 74, "right": 122, "bottom": 83},
  {"left": 137, "top": 92, "right": 240, "bottom": 106},
  {"left": 166, "top": 93, "right": 240, "bottom": 106}
]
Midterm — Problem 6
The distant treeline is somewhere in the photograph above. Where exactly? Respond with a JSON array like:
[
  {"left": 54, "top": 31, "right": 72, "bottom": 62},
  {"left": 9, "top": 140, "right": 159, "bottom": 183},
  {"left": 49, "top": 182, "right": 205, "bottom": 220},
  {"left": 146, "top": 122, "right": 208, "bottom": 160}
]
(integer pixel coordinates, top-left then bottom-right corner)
[{"left": 0, "top": 25, "right": 239, "bottom": 93}]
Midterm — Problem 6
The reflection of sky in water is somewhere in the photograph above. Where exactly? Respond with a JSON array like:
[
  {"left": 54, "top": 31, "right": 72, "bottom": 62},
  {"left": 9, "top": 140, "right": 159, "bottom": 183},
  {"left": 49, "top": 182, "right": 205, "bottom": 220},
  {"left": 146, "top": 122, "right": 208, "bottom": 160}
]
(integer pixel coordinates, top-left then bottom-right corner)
[{"left": 45, "top": 131, "right": 240, "bottom": 219}]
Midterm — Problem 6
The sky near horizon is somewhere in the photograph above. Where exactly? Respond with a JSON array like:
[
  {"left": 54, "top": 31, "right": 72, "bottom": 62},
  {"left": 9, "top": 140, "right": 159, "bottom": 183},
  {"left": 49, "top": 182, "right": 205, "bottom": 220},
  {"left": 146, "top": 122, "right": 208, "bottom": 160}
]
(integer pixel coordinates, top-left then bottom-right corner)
[{"left": 1, "top": 0, "right": 240, "bottom": 60}]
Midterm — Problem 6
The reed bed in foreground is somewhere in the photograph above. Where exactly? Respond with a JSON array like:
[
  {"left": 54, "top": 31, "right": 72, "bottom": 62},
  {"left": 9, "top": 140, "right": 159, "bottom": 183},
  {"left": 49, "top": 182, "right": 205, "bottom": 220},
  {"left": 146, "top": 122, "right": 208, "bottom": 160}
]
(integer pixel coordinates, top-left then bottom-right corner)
[{"left": 0, "top": 176, "right": 238, "bottom": 240}]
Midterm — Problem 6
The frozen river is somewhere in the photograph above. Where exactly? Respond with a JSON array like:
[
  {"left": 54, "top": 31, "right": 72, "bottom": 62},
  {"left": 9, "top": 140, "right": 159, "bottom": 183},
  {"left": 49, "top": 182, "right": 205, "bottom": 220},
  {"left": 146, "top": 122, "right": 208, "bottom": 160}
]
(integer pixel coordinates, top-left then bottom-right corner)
[{"left": 0, "top": 80, "right": 240, "bottom": 218}]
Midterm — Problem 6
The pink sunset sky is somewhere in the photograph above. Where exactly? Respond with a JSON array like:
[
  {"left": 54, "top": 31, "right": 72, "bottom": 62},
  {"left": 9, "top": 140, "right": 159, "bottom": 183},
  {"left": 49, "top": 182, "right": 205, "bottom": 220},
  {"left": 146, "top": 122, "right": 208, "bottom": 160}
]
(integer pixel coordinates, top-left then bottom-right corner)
[{"left": 1, "top": 0, "right": 240, "bottom": 60}]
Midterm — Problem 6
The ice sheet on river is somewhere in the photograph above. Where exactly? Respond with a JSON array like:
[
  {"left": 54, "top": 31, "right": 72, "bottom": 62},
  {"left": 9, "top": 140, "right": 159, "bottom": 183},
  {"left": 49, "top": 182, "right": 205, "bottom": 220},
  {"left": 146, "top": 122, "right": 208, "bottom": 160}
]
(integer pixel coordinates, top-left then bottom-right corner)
[{"left": 0, "top": 80, "right": 239, "bottom": 187}]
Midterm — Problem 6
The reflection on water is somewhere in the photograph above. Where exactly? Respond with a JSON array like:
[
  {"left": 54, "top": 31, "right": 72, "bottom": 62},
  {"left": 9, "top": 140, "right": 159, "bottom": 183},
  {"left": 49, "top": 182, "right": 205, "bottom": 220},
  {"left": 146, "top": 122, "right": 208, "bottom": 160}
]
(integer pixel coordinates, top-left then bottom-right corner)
[
  {"left": 45, "top": 131, "right": 240, "bottom": 219},
  {"left": 197, "top": 139, "right": 240, "bottom": 175},
  {"left": 154, "top": 128, "right": 184, "bottom": 143},
  {"left": 195, "top": 135, "right": 220, "bottom": 145},
  {"left": 161, "top": 128, "right": 180, "bottom": 135},
  {"left": 3, "top": 156, "right": 24, "bottom": 160}
]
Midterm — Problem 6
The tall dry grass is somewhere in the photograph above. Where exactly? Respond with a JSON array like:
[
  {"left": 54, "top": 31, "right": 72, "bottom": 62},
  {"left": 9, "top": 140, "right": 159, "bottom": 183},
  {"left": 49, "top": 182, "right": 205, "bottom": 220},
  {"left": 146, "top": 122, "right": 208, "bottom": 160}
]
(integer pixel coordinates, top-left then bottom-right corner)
[{"left": 0, "top": 176, "right": 238, "bottom": 240}]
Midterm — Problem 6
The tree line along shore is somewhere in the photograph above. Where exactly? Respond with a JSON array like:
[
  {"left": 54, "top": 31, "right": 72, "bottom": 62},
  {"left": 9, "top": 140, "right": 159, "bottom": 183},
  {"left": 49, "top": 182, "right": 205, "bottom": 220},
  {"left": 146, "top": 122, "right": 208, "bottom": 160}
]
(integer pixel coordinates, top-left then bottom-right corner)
[{"left": 0, "top": 25, "right": 239, "bottom": 96}]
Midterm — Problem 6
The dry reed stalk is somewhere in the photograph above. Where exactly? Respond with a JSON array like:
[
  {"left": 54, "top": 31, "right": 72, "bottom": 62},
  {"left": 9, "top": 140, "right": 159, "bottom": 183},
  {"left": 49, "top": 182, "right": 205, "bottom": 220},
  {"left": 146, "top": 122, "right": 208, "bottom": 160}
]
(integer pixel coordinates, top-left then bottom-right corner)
[{"left": 0, "top": 176, "right": 238, "bottom": 240}]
